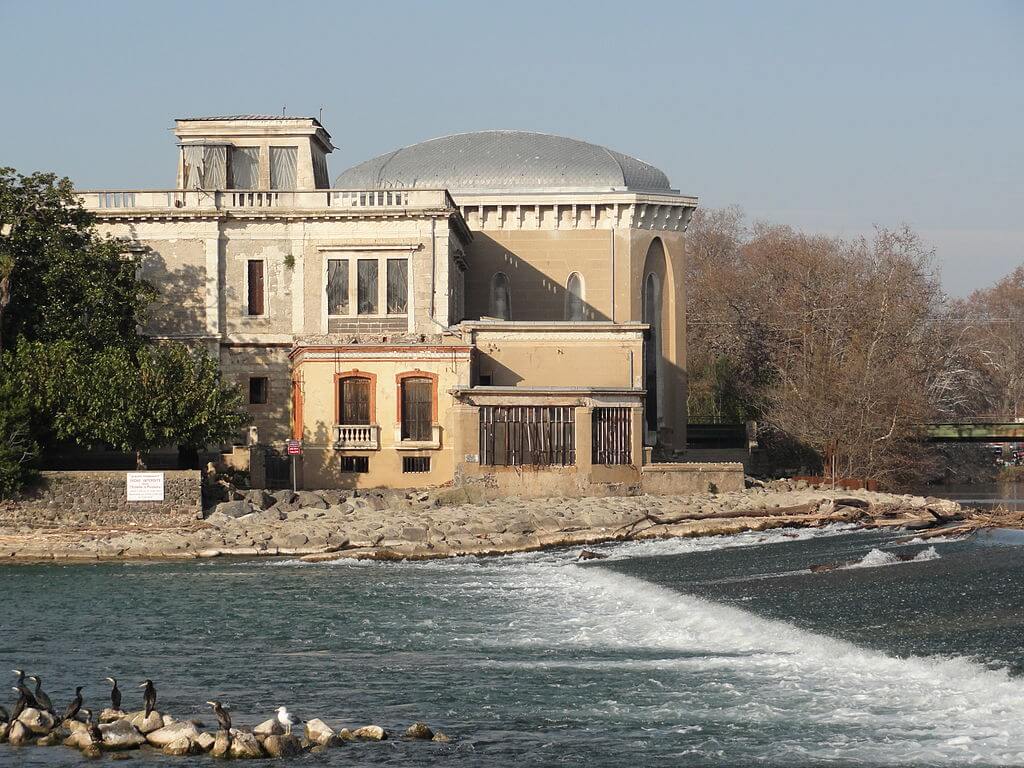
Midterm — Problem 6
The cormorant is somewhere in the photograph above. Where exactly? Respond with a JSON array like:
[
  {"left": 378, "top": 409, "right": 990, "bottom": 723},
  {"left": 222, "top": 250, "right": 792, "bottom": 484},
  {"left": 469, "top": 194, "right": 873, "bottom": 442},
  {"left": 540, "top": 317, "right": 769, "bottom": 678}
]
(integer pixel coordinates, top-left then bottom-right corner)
[
  {"left": 80, "top": 708, "right": 102, "bottom": 743},
  {"left": 105, "top": 677, "right": 122, "bottom": 711},
  {"left": 275, "top": 706, "right": 302, "bottom": 735},
  {"left": 62, "top": 686, "right": 84, "bottom": 722},
  {"left": 139, "top": 679, "right": 157, "bottom": 717},
  {"left": 28, "top": 675, "right": 54, "bottom": 715},
  {"left": 11, "top": 670, "right": 37, "bottom": 708},
  {"left": 206, "top": 700, "right": 231, "bottom": 732},
  {"left": 10, "top": 686, "right": 31, "bottom": 721}
]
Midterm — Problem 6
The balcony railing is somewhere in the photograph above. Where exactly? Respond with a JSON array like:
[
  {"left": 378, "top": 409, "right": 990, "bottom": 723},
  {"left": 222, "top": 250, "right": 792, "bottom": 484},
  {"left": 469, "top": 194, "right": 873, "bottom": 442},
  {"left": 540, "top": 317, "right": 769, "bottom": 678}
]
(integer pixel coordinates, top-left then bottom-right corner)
[
  {"left": 333, "top": 424, "right": 380, "bottom": 450},
  {"left": 78, "top": 188, "right": 455, "bottom": 214}
]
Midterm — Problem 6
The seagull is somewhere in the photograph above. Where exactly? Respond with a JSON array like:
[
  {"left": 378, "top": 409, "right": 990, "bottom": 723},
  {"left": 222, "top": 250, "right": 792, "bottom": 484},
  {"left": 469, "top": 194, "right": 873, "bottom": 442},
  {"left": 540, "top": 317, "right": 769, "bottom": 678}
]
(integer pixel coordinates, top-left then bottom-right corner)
[
  {"left": 275, "top": 706, "right": 302, "bottom": 735},
  {"left": 105, "top": 677, "right": 122, "bottom": 711},
  {"left": 139, "top": 680, "right": 157, "bottom": 717},
  {"left": 62, "top": 686, "right": 84, "bottom": 722},
  {"left": 207, "top": 700, "right": 231, "bottom": 732},
  {"left": 28, "top": 676, "right": 54, "bottom": 715}
]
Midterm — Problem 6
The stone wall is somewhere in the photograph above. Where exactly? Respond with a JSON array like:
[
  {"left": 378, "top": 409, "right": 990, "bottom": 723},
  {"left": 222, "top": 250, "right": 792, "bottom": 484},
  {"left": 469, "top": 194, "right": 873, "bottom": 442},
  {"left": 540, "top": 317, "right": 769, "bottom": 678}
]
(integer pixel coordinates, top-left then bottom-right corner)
[
  {"left": 640, "top": 462, "right": 745, "bottom": 495},
  {"left": 0, "top": 471, "right": 202, "bottom": 530}
]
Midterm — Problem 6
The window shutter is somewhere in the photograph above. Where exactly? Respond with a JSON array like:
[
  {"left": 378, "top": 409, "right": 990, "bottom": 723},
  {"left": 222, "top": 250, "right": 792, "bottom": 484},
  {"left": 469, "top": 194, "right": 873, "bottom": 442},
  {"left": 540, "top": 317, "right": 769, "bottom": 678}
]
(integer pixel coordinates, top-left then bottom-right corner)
[
  {"left": 247, "top": 260, "right": 265, "bottom": 315},
  {"left": 401, "top": 378, "right": 432, "bottom": 441},
  {"left": 340, "top": 378, "right": 371, "bottom": 425}
]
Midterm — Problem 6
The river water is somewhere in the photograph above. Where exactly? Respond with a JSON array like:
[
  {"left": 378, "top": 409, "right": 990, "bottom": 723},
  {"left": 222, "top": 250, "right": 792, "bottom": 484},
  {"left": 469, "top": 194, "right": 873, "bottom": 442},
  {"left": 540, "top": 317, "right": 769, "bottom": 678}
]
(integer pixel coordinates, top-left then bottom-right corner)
[{"left": 3, "top": 515, "right": 1024, "bottom": 766}]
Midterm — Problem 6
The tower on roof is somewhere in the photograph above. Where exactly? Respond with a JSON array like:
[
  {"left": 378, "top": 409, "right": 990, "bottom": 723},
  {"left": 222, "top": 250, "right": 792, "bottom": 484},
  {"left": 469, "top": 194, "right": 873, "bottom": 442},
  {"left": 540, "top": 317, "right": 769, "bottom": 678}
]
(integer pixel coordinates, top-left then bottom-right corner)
[{"left": 173, "top": 116, "right": 334, "bottom": 191}]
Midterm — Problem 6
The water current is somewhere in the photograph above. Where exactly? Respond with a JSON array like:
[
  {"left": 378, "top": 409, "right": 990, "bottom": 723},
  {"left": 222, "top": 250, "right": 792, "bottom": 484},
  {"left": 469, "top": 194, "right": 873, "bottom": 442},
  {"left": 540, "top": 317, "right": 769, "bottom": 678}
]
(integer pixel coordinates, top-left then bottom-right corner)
[{"left": 2, "top": 523, "right": 1024, "bottom": 765}]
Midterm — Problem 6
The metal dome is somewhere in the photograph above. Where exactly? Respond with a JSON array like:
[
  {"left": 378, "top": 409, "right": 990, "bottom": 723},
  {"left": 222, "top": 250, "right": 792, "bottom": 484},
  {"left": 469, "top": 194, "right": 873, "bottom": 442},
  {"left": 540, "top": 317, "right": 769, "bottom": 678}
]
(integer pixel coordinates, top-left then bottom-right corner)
[{"left": 333, "top": 130, "right": 673, "bottom": 193}]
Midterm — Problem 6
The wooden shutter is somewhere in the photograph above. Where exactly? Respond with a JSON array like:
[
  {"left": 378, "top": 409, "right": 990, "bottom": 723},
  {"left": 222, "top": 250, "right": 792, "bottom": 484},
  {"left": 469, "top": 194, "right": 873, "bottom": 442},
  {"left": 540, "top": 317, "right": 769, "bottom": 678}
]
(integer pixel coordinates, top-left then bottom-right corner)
[
  {"left": 339, "top": 378, "right": 371, "bottom": 425},
  {"left": 401, "top": 378, "right": 432, "bottom": 441},
  {"left": 247, "top": 260, "right": 265, "bottom": 315}
]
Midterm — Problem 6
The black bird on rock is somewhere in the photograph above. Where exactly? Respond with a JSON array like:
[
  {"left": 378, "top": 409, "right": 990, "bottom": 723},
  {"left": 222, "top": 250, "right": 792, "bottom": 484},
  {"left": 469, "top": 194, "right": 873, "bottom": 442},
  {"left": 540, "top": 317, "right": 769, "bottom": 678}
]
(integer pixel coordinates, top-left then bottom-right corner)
[
  {"left": 206, "top": 700, "right": 231, "bottom": 732},
  {"left": 28, "top": 675, "right": 54, "bottom": 715},
  {"left": 139, "top": 679, "right": 157, "bottom": 717},
  {"left": 11, "top": 670, "right": 37, "bottom": 709},
  {"left": 10, "top": 686, "right": 31, "bottom": 721},
  {"left": 105, "top": 677, "right": 121, "bottom": 711},
  {"left": 62, "top": 686, "right": 84, "bottom": 722}
]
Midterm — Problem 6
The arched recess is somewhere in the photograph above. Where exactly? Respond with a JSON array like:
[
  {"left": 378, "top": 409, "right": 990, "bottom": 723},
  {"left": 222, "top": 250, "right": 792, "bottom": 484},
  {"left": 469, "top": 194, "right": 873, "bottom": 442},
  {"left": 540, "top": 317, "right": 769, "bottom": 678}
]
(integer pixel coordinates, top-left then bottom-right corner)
[
  {"left": 565, "top": 272, "right": 585, "bottom": 321},
  {"left": 490, "top": 272, "right": 511, "bottom": 320},
  {"left": 641, "top": 237, "right": 674, "bottom": 447}
]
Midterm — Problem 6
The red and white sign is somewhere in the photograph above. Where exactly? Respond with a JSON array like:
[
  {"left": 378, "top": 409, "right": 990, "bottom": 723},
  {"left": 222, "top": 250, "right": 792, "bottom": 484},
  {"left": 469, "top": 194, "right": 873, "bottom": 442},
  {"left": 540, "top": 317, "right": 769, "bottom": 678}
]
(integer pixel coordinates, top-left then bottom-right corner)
[{"left": 286, "top": 439, "right": 302, "bottom": 456}]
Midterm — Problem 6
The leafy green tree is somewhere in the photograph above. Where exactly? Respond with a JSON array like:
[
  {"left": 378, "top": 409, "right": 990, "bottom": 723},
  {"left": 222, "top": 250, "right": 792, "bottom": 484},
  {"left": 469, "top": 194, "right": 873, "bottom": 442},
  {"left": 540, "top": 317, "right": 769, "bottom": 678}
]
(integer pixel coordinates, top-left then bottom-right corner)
[{"left": 0, "top": 360, "right": 38, "bottom": 496}]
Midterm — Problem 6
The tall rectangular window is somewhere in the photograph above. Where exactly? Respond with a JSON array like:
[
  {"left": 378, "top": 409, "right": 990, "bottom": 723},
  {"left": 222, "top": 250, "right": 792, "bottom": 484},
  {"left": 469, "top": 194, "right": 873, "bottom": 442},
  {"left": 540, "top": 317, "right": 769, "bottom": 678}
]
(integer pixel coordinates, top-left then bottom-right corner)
[
  {"left": 387, "top": 258, "right": 408, "bottom": 314},
  {"left": 269, "top": 146, "right": 298, "bottom": 190},
  {"left": 247, "top": 260, "right": 265, "bottom": 316},
  {"left": 357, "top": 259, "right": 378, "bottom": 314},
  {"left": 326, "top": 258, "right": 349, "bottom": 315},
  {"left": 229, "top": 146, "right": 259, "bottom": 189},
  {"left": 249, "top": 377, "right": 268, "bottom": 405},
  {"left": 338, "top": 377, "right": 371, "bottom": 425},
  {"left": 401, "top": 378, "right": 433, "bottom": 441}
]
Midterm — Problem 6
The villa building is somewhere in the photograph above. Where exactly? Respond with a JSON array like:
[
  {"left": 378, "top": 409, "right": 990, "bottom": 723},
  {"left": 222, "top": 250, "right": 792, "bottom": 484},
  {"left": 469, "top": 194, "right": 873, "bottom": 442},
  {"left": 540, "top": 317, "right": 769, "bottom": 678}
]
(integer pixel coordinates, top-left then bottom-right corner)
[{"left": 80, "top": 116, "right": 699, "bottom": 495}]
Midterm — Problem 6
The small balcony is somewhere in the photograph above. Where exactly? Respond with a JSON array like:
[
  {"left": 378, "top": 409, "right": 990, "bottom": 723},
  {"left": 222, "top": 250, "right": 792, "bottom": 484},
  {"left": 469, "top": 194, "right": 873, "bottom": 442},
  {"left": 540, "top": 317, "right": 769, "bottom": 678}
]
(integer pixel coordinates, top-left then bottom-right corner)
[
  {"left": 333, "top": 424, "right": 380, "bottom": 450},
  {"left": 393, "top": 424, "right": 442, "bottom": 450}
]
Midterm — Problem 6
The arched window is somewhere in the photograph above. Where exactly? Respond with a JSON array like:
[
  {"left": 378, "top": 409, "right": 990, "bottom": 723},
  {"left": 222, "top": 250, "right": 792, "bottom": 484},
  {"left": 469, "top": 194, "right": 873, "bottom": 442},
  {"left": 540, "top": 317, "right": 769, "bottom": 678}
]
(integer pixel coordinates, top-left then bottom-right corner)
[
  {"left": 491, "top": 272, "right": 511, "bottom": 320},
  {"left": 337, "top": 374, "right": 374, "bottom": 425},
  {"left": 565, "top": 272, "right": 585, "bottom": 321}
]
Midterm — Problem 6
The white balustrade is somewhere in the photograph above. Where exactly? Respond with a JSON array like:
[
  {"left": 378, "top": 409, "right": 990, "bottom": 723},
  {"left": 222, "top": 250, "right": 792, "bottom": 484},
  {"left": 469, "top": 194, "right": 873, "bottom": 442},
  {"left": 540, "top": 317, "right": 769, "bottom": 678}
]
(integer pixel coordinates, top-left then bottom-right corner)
[{"left": 333, "top": 424, "right": 380, "bottom": 450}]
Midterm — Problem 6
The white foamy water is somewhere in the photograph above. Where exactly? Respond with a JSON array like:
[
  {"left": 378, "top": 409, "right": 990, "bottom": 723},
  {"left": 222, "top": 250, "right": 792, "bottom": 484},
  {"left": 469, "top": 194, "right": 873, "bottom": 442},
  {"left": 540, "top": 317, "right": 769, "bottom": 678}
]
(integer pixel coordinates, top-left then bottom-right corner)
[{"left": 844, "top": 546, "right": 941, "bottom": 570}]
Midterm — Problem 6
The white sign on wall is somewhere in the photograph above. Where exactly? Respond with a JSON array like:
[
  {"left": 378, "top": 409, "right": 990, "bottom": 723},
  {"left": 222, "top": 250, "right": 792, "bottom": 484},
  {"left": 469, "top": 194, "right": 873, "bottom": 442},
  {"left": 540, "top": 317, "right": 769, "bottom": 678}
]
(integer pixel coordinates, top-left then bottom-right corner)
[{"left": 126, "top": 472, "right": 165, "bottom": 502}]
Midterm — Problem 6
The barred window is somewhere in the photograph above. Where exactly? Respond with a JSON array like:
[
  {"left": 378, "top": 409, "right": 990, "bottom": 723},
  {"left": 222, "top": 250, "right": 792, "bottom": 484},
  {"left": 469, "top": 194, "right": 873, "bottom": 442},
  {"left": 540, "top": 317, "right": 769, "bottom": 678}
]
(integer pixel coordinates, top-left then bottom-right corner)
[
  {"left": 479, "top": 406, "right": 575, "bottom": 466},
  {"left": 387, "top": 258, "right": 408, "bottom": 314},
  {"left": 357, "top": 259, "right": 378, "bottom": 314},
  {"left": 338, "top": 377, "right": 371, "bottom": 425},
  {"left": 326, "top": 258, "right": 349, "bottom": 315},
  {"left": 401, "top": 377, "right": 433, "bottom": 441}
]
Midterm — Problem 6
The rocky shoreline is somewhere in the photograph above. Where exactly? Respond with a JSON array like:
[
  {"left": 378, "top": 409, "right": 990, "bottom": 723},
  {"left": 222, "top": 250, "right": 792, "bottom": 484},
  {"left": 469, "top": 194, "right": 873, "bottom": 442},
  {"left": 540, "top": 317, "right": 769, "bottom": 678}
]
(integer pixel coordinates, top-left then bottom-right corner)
[{"left": 0, "top": 479, "right": 994, "bottom": 564}]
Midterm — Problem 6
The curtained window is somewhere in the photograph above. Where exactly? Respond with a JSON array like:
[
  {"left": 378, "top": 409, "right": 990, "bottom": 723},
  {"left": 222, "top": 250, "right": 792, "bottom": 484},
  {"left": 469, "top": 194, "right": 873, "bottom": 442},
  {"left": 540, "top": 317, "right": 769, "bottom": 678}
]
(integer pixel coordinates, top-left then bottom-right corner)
[
  {"left": 357, "top": 259, "right": 378, "bottom": 314},
  {"left": 269, "top": 146, "right": 298, "bottom": 190},
  {"left": 338, "top": 377, "right": 371, "bottom": 425},
  {"left": 247, "top": 260, "right": 265, "bottom": 315},
  {"left": 326, "top": 258, "right": 349, "bottom": 315},
  {"left": 229, "top": 146, "right": 259, "bottom": 189},
  {"left": 386, "top": 258, "right": 408, "bottom": 314},
  {"left": 183, "top": 144, "right": 227, "bottom": 188},
  {"left": 401, "top": 378, "right": 433, "bottom": 441}
]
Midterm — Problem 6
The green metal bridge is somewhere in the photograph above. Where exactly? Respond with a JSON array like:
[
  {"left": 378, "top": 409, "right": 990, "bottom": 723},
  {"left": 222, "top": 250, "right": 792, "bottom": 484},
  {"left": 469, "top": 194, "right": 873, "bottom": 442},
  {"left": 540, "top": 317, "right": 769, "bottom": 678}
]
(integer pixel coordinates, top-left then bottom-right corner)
[{"left": 924, "top": 422, "right": 1024, "bottom": 442}]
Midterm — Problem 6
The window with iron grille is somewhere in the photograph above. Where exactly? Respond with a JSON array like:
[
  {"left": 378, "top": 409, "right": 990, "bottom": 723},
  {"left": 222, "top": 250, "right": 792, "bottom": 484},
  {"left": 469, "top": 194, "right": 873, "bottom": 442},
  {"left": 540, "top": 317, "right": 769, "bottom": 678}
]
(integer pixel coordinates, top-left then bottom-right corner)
[
  {"left": 340, "top": 456, "right": 369, "bottom": 473},
  {"left": 479, "top": 406, "right": 575, "bottom": 466},
  {"left": 401, "top": 377, "right": 433, "bottom": 441},
  {"left": 338, "top": 377, "right": 371, "bottom": 425},
  {"left": 592, "top": 407, "right": 631, "bottom": 465},
  {"left": 402, "top": 456, "right": 431, "bottom": 473},
  {"left": 248, "top": 377, "right": 268, "bottom": 405}
]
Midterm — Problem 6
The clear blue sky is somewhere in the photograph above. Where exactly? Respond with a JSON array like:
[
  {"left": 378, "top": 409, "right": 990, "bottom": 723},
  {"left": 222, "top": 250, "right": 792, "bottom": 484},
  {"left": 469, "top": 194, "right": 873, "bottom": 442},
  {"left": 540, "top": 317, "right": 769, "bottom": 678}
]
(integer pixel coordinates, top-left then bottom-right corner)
[{"left": 1, "top": 0, "right": 1020, "bottom": 295}]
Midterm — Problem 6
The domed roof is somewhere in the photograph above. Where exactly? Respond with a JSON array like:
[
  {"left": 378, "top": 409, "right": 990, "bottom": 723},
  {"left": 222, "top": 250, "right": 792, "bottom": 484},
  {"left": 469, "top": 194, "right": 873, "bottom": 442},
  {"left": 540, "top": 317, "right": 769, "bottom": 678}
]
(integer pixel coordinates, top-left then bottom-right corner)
[{"left": 333, "top": 130, "right": 673, "bottom": 193}]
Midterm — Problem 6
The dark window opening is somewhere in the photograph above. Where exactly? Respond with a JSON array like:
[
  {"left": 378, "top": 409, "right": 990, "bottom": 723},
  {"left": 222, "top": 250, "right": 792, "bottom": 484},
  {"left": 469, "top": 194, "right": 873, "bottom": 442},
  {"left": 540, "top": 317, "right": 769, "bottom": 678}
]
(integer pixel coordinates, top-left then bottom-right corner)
[
  {"left": 339, "top": 377, "right": 372, "bottom": 425},
  {"left": 401, "top": 377, "right": 433, "bottom": 441},
  {"left": 479, "top": 406, "right": 575, "bottom": 466},
  {"left": 479, "top": 373, "right": 493, "bottom": 386},
  {"left": 326, "top": 258, "right": 349, "bottom": 315},
  {"left": 247, "top": 260, "right": 265, "bottom": 315},
  {"left": 341, "top": 456, "right": 369, "bottom": 473},
  {"left": 403, "top": 456, "right": 431, "bottom": 473},
  {"left": 249, "top": 377, "right": 268, "bottom": 405},
  {"left": 592, "top": 407, "right": 631, "bottom": 465},
  {"left": 358, "top": 258, "right": 379, "bottom": 314},
  {"left": 386, "top": 258, "right": 408, "bottom": 314}
]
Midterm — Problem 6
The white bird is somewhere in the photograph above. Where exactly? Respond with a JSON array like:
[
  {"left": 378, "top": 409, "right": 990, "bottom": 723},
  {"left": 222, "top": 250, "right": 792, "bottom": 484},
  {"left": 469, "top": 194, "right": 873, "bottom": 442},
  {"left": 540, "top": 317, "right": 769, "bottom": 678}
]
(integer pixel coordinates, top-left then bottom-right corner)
[{"left": 275, "top": 706, "right": 302, "bottom": 735}]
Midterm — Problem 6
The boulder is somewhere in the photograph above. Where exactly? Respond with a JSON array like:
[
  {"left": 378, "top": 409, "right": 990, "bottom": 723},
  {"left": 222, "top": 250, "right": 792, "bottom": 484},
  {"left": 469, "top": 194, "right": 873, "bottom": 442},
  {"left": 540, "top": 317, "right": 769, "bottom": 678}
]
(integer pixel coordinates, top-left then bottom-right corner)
[
  {"left": 295, "top": 490, "right": 328, "bottom": 510},
  {"left": 195, "top": 731, "right": 216, "bottom": 751},
  {"left": 99, "top": 719, "right": 146, "bottom": 750},
  {"left": 0, "top": 722, "right": 7, "bottom": 743},
  {"left": 272, "top": 489, "right": 297, "bottom": 505},
  {"left": 337, "top": 728, "right": 355, "bottom": 741},
  {"left": 63, "top": 729, "right": 93, "bottom": 749},
  {"left": 147, "top": 721, "right": 199, "bottom": 747},
  {"left": 211, "top": 730, "right": 232, "bottom": 758},
  {"left": 320, "top": 490, "right": 347, "bottom": 506},
  {"left": 18, "top": 706, "right": 57, "bottom": 734},
  {"left": 214, "top": 500, "right": 255, "bottom": 519},
  {"left": 352, "top": 725, "right": 387, "bottom": 741},
  {"left": 432, "top": 731, "right": 450, "bottom": 742},
  {"left": 37, "top": 730, "right": 64, "bottom": 746},
  {"left": 163, "top": 735, "right": 195, "bottom": 756},
  {"left": 130, "top": 710, "right": 164, "bottom": 734},
  {"left": 99, "top": 708, "right": 125, "bottom": 723},
  {"left": 404, "top": 722, "right": 434, "bottom": 740},
  {"left": 304, "top": 718, "right": 335, "bottom": 746},
  {"left": 82, "top": 742, "right": 103, "bottom": 759},
  {"left": 263, "top": 733, "right": 303, "bottom": 757},
  {"left": 66, "top": 718, "right": 88, "bottom": 733},
  {"left": 229, "top": 729, "right": 264, "bottom": 759},
  {"left": 245, "top": 488, "right": 276, "bottom": 510},
  {"left": 7, "top": 720, "right": 31, "bottom": 746},
  {"left": 253, "top": 717, "right": 285, "bottom": 738}
]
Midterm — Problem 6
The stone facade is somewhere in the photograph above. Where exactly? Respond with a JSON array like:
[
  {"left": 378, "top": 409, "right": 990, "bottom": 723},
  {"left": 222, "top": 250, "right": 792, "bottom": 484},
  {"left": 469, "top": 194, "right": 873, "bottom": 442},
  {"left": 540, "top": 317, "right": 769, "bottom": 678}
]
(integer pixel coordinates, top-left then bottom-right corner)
[{"left": 0, "top": 471, "right": 202, "bottom": 529}]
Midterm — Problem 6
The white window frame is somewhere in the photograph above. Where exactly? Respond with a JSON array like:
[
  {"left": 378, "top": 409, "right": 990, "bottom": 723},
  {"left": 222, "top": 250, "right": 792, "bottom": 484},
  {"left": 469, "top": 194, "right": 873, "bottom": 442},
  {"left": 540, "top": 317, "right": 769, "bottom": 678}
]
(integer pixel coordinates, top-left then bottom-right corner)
[{"left": 319, "top": 246, "right": 417, "bottom": 331}]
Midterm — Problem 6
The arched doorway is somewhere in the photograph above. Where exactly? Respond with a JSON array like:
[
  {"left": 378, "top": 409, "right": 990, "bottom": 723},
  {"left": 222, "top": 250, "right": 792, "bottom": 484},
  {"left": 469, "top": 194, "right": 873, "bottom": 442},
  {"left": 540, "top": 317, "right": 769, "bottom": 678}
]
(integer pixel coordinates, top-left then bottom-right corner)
[{"left": 643, "top": 272, "right": 661, "bottom": 442}]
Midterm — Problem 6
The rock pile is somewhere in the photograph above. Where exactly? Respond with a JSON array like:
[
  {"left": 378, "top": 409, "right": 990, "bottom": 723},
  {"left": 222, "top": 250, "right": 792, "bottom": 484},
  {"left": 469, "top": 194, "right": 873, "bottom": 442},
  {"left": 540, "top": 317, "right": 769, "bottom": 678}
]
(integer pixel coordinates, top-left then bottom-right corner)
[{"left": 0, "top": 705, "right": 448, "bottom": 759}]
